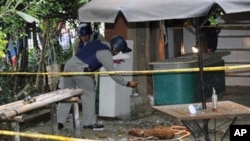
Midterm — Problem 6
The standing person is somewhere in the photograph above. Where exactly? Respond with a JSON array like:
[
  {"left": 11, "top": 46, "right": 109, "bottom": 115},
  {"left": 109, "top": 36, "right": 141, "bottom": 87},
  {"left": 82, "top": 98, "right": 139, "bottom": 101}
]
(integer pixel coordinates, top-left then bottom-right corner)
[
  {"left": 57, "top": 35, "right": 138, "bottom": 130},
  {"left": 57, "top": 21, "right": 72, "bottom": 51},
  {"left": 72, "top": 22, "right": 104, "bottom": 55},
  {"left": 57, "top": 22, "right": 102, "bottom": 89}
]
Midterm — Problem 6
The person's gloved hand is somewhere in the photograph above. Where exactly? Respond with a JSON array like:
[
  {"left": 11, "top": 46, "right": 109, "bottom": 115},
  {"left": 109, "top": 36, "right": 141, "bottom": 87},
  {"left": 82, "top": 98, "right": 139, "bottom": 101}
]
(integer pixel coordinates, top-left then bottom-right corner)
[{"left": 126, "top": 81, "right": 139, "bottom": 88}]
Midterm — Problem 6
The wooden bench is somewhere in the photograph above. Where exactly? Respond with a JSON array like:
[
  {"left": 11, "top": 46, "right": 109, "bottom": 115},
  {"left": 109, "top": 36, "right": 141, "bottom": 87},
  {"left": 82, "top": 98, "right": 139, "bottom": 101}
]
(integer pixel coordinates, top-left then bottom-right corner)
[{"left": 0, "top": 88, "right": 83, "bottom": 141}]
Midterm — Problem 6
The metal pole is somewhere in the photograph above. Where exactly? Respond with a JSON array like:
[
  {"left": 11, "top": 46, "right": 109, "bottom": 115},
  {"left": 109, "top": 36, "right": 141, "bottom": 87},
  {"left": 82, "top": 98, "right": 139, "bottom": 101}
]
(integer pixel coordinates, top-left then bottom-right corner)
[
  {"left": 195, "top": 18, "right": 206, "bottom": 109},
  {"left": 195, "top": 18, "right": 210, "bottom": 141}
]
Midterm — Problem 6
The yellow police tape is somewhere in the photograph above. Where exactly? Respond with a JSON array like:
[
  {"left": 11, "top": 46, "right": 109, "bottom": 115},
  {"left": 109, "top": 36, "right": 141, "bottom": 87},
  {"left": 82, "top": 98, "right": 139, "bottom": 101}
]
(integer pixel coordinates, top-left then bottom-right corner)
[
  {"left": 0, "top": 65, "right": 249, "bottom": 140},
  {"left": 0, "top": 65, "right": 249, "bottom": 76},
  {"left": 0, "top": 130, "right": 91, "bottom": 141}
]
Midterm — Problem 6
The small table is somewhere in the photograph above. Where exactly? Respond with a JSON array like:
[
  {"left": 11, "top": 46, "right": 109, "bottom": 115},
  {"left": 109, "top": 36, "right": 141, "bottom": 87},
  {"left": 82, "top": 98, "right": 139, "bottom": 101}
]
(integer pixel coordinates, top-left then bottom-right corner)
[{"left": 153, "top": 101, "right": 250, "bottom": 141}]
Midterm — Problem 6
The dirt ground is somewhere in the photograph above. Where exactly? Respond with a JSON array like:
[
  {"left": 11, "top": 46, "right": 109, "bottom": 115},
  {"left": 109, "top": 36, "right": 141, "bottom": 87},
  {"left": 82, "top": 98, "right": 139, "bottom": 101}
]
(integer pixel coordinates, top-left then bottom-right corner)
[{"left": 1, "top": 86, "right": 250, "bottom": 141}]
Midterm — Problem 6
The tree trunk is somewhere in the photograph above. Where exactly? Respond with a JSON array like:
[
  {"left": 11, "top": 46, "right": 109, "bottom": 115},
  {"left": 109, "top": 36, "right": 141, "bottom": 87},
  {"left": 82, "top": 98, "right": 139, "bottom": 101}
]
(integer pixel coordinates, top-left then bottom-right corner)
[{"left": 35, "top": 19, "right": 50, "bottom": 92}]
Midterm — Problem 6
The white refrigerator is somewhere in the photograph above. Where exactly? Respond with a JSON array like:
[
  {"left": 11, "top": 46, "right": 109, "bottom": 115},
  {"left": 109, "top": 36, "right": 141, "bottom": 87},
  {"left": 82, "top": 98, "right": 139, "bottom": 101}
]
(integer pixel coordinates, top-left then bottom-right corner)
[{"left": 99, "top": 40, "right": 134, "bottom": 118}]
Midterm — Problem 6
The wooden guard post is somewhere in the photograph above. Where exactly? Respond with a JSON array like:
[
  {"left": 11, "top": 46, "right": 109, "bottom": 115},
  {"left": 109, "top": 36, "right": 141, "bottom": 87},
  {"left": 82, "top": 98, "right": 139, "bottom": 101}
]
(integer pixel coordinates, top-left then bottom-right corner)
[{"left": 0, "top": 89, "right": 83, "bottom": 141}]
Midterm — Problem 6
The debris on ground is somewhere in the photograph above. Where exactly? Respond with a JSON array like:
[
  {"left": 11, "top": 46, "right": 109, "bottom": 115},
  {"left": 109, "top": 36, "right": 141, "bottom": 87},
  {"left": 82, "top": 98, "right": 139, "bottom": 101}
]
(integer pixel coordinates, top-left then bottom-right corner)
[{"left": 127, "top": 125, "right": 175, "bottom": 140}]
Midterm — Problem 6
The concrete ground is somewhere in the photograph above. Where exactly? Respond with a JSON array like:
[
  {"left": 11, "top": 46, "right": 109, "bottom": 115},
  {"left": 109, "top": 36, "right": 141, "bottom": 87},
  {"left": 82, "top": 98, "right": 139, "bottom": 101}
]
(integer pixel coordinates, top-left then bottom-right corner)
[{"left": 9, "top": 86, "right": 250, "bottom": 141}]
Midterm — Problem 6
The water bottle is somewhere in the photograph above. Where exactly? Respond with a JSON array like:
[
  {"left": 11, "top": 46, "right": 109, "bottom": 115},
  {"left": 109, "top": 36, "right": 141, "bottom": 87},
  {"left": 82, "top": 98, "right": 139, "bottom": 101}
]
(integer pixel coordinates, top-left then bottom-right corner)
[{"left": 212, "top": 87, "right": 218, "bottom": 112}]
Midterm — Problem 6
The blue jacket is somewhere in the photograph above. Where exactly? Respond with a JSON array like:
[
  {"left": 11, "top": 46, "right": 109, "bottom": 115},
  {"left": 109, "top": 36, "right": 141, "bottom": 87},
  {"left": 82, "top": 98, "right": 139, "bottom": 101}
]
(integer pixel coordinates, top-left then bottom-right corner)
[
  {"left": 78, "top": 32, "right": 99, "bottom": 50},
  {"left": 76, "top": 40, "right": 110, "bottom": 71}
]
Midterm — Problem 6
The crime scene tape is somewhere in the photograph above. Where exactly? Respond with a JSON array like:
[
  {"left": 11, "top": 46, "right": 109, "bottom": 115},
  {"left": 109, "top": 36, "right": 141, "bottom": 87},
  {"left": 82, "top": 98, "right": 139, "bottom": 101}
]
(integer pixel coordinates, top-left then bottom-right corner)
[
  {"left": 0, "top": 65, "right": 249, "bottom": 76},
  {"left": 0, "top": 130, "right": 92, "bottom": 141}
]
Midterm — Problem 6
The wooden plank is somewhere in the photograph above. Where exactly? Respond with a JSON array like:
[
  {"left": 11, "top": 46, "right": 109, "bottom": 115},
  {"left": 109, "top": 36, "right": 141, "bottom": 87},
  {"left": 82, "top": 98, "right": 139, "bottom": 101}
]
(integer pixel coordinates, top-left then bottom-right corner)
[
  {"left": 153, "top": 101, "right": 250, "bottom": 121},
  {"left": 0, "top": 89, "right": 72, "bottom": 111},
  {"left": 4, "top": 116, "right": 23, "bottom": 122},
  {"left": 0, "top": 89, "right": 83, "bottom": 120},
  {"left": 62, "top": 97, "right": 80, "bottom": 103}
]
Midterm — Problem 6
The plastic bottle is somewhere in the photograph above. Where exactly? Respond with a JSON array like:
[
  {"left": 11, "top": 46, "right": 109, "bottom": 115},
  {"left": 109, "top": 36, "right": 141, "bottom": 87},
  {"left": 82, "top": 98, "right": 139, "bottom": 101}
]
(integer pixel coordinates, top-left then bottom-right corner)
[{"left": 212, "top": 87, "right": 218, "bottom": 112}]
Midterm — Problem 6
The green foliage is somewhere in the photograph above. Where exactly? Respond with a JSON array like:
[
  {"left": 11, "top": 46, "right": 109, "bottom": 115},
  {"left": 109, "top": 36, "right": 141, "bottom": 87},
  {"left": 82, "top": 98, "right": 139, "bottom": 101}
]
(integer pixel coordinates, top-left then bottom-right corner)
[
  {"left": 46, "top": 40, "right": 73, "bottom": 65},
  {"left": 209, "top": 16, "right": 219, "bottom": 27},
  {"left": 0, "top": 0, "right": 88, "bottom": 103},
  {"left": 0, "top": 0, "right": 88, "bottom": 41},
  {"left": 28, "top": 48, "right": 40, "bottom": 72},
  {"left": 208, "top": 7, "right": 223, "bottom": 27},
  {"left": 0, "top": 30, "right": 8, "bottom": 58},
  {"left": 0, "top": 48, "right": 39, "bottom": 104},
  {"left": 0, "top": 61, "right": 16, "bottom": 104},
  {"left": 55, "top": 46, "right": 73, "bottom": 65}
]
